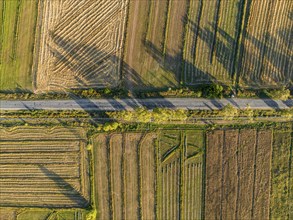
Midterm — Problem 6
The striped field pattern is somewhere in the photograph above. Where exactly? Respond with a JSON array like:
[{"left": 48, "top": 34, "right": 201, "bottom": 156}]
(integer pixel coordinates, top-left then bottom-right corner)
[{"left": 35, "top": 0, "right": 128, "bottom": 92}]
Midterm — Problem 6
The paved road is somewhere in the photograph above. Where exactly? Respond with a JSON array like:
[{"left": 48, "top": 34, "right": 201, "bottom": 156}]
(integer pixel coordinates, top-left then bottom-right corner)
[{"left": 0, "top": 98, "right": 292, "bottom": 111}]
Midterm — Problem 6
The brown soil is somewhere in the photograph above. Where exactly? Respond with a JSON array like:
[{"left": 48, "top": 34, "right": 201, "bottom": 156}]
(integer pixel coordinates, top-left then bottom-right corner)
[
  {"left": 221, "top": 130, "right": 238, "bottom": 220},
  {"left": 140, "top": 133, "right": 157, "bottom": 220},
  {"left": 253, "top": 130, "right": 272, "bottom": 219},
  {"left": 205, "top": 130, "right": 223, "bottom": 219},
  {"left": 236, "top": 129, "right": 256, "bottom": 219}
]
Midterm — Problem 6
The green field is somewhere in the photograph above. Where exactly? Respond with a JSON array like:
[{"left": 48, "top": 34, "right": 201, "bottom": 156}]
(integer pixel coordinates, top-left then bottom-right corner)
[{"left": 0, "top": 0, "right": 38, "bottom": 91}]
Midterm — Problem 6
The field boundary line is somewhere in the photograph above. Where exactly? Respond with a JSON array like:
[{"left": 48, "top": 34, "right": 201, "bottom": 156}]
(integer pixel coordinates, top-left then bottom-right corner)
[
  {"left": 251, "top": 129, "right": 258, "bottom": 219},
  {"left": 32, "top": 0, "right": 43, "bottom": 91},
  {"left": 12, "top": 0, "right": 21, "bottom": 60},
  {"left": 289, "top": 125, "right": 293, "bottom": 220},
  {"left": 0, "top": 0, "right": 6, "bottom": 63},
  {"left": 162, "top": 0, "right": 172, "bottom": 57}
]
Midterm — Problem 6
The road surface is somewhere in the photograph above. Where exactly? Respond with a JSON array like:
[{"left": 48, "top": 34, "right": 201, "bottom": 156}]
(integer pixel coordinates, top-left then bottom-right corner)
[{"left": 0, "top": 98, "right": 292, "bottom": 111}]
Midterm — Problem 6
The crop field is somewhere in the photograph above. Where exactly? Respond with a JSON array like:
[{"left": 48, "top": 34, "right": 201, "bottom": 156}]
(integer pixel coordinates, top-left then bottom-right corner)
[
  {"left": 238, "top": 0, "right": 293, "bottom": 87},
  {"left": 271, "top": 124, "right": 292, "bottom": 219},
  {"left": 93, "top": 130, "right": 204, "bottom": 219},
  {"left": 205, "top": 126, "right": 293, "bottom": 220},
  {"left": 0, "top": 0, "right": 38, "bottom": 91},
  {"left": 0, "top": 124, "right": 292, "bottom": 219},
  {"left": 0, "top": 127, "right": 90, "bottom": 208},
  {"left": 183, "top": 0, "right": 292, "bottom": 87},
  {"left": 123, "top": 0, "right": 188, "bottom": 90},
  {"left": 124, "top": 0, "right": 291, "bottom": 90},
  {"left": 34, "top": 0, "right": 128, "bottom": 92},
  {"left": 206, "top": 129, "right": 272, "bottom": 219},
  {"left": 0, "top": 0, "right": 290, "bottom": 92}
]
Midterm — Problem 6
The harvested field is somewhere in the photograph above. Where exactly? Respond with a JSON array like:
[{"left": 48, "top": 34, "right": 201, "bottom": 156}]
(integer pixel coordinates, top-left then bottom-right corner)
[
  {"left": 0, "top": 127, "right": 89, "bottom": 208},
  {"left": 35, "top": 0, "right": 128, "bottom": 91},
  {"left": 205, "top": 130, "right": 223, "bottom": 219},
  {"left": 93, "top": 130, "right": 204, "bottom": 219},
  {"left": 93, "top": 132, "right": 156, "bottom": 220},
  {"left": 110, "top": 134, "right": 123, "bottom": 220},
  {"left": 123, "top": 0, "right": 187, "bottom": 90},
  {"left": 182, "top": 131, "right": 204, "bottom": 220},
  {"left": 140, "top": 133, "right": 157, "bottom": 220},
  {"left": 271, "top": 127, "right": 292, "bottom": 219},
  {"left": 93, "top": 134, "right": 110, "bottom": 219},
  {"left": 205, "top": 128, "right": 273, "bottom": 219},
  {"left": 158, "top": 130, "right": 204, "bottom": 220},
  {"left": 183, "top": 0, "right": 291, "bottom": 87},
  {"left": 124, "top": 133, "right": 142, "bottom": 220},
  {"left": 184, "top": 0, "right": 240, "bottom": 85},
  {"left": 238, "top": 0, "right": 293, "bottom": 87},
  {"left": 0, "top": 0, "right": 38, "bottom": 91}
]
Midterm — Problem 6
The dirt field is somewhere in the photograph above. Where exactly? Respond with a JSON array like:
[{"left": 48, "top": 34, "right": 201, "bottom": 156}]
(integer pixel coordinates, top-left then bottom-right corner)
[
  {"left": 0, "top": 126, "right": 89, "bottom": 208},
  {"left": 140, "top": 133, "right": 156, "bottom": 220},
  {"left": 205, "top": 128, "right": 274, "bottom": 219},
  {"left": 35, "top": 0, "right": 128, "bottom": 92},
  {"left": 0, "top": 0, "right": 38, "bottom": 91}
]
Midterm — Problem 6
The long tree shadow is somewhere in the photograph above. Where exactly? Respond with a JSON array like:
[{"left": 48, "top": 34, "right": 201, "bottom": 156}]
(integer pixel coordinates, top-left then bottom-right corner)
[
  {"left": 38, "top": 165, "right": 89, "bottom": 208},
  {"left": 48, "top": 33, "right": 175, "bottom": 113}
]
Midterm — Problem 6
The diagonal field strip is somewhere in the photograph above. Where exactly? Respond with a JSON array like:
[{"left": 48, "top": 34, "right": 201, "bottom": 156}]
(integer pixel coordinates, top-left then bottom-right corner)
[{"left": 35, "top": 0, "right": 128, "bottom": 92}]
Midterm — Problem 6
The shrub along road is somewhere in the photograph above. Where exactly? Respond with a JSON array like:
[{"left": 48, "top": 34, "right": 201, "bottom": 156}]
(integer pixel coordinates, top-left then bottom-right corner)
[{"left": 0, "top": 98, "right": 292, "bottom": 111}]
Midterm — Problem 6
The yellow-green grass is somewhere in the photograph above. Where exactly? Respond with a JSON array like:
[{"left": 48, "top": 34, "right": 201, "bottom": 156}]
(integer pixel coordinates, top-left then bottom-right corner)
[
  {"left": 270, "top": 128, "right": 292, "bottom": 219},
  {"left": 123, "top": 0, "right": 180, "bottom": 90},
  {"left": 157, "top": 130, "right": 204, "bottom": 220},
  {"left": 0, "top": 0, "right": 38, "bottom": 91},
  {"left": 184, "top": 0, "right": 241, "bottom": 85}
]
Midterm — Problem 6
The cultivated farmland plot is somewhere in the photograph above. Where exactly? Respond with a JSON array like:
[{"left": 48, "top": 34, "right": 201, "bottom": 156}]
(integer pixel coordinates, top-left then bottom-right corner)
[
  {"left": 34, "top": 0, "right": 128, "bottom": 92},
  {"left": 123, "top": 0, "right": 187, "bottom": 90},
  {"left": 205, "top": 127, "right": 293, "bottom": 220},
  {"left": 183, "top": 0, "right": 292, "bottom": 87},
  {"left": 0, "top": 0, "right": 38, "bottom": 91},
  {"left": 93, "top": 130, "right": 204, "bottom": 220},
  {"left": 0, "top": 127, "right": 90, "bottom": 208}
]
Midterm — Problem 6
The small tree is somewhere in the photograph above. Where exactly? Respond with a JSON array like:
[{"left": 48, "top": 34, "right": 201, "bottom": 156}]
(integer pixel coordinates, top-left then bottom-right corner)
[{"left": 221, "top": 104, "right": 238, "bottom": 119}]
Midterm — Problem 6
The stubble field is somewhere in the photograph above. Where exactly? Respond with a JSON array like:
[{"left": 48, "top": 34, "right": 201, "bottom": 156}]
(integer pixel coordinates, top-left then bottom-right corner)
[
  {"left": 0, "top": 0, "right": 291, "bottom": 92},
  {"left": 93, "top": 130, "right": 204, "bottom": 219},
  {"left": 0, "top": 127, "right": 90, "bottom": 208},
  {"left": 34, "top": 0, "right": 128, "bottom": 92}
]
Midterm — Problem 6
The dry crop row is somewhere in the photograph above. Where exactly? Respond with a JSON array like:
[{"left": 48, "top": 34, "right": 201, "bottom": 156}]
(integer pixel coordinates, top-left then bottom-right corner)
[
  {"left": 183, "top": 0, "right": 292, "bottom": 88},
  {"left": 0, "top": 127, "right": 89, "bottom": 208},
  {"left": 239, "top": 0, "right": 292, "bottom": 87},
  {"left": 157, "top": 130, "right": 204, "bottom": 220},
  {"left": 93, "top": 130, "right": 204, "bottom": 220},
  {"left": 35, "top": 0, "right": 128, "bottom": 92}
]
